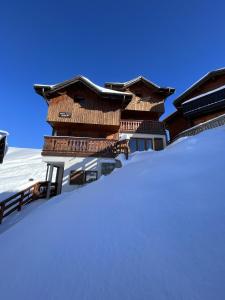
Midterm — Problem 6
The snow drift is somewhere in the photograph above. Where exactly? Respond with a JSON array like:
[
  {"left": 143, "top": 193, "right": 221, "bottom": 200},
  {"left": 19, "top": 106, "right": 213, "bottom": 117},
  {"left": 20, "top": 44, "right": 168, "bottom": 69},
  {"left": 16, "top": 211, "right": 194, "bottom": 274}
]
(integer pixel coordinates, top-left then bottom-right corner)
[
  {"left": 0, "top": 147, "right": 46, "bottom": 201},
  {"left": 1, "top": 126, "right": 225, "bottom": 300}
]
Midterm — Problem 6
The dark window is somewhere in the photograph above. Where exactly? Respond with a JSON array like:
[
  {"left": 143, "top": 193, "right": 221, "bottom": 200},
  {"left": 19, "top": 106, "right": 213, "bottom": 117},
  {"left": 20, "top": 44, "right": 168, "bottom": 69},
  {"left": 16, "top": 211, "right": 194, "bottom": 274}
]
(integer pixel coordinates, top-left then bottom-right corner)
[
  {"left": 70, "top": 170, "right": 85, "bottom": 185},
  {"left": 129, "top": 138, "right": 137, "bottom": 153},
  {"left": 154, "top": 138, "right": 164, "bottom": 151},
  {"left": 137, "top": 139, "right": 145, "bottom": 151},
  {"left": 85, "top": 171, "right": 98, "bottom": 183},
  {"left": 101, "top": 163, "right": 115, "bottom": 176}
]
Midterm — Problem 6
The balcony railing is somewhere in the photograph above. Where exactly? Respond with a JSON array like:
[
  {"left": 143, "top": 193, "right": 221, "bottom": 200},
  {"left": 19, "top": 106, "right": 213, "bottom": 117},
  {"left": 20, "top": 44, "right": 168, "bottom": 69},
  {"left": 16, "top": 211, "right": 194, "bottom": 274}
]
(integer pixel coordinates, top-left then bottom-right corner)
[
  {"left": 42, "top": 136, "right": 128, "bottom": 158},
  {"left": 120, "top": 120, "right": 165, "bottom": 134}
]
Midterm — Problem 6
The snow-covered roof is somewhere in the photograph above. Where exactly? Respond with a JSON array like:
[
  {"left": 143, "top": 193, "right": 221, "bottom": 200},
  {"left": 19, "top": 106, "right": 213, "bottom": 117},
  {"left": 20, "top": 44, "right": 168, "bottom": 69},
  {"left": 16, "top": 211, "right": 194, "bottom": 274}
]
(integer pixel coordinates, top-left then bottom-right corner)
[
  {"left": 174, "top": 67, "right": 225, "bottom": 107},
  {"left": 105, "top": 76, "right": 175, "bottom": 96},
  {"left": 183, "top": 84, "right": 225, "bottom": 105},
  {"left": 0, "top": 130, "right": 9, "bottom": 139},
  {"left": 105, "top": 76, "right": 160, "bottom": 88},
  {"left": 34, "top": 76, "right": 132, "bottom": 98}
]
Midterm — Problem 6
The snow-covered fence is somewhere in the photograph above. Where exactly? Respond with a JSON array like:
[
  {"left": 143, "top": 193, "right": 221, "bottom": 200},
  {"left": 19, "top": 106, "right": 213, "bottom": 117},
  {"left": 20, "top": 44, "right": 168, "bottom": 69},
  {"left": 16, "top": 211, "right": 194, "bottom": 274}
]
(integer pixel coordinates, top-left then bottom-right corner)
[{"left": 0, "top": 181, "right": 57, "bottom": 224}]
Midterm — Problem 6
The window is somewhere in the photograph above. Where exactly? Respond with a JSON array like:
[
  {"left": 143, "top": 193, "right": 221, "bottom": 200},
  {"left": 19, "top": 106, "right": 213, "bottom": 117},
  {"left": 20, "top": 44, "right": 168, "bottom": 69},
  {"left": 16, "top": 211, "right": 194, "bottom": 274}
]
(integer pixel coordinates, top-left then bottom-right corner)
[
  {"left": 101, "top": 163, "right": 115, "bottom": 176},
  {"left": 154, "top": 138, "right": 164, "bottom": 151},
  {"left": 129, "top": 138, "right": 137, "bottom": 153},
  {"left": 129, "top": 138, "right": 153, "bottom": 153},
  {"left": 70, "top": 170, "right": 85, "bottom": 185},
  {"left": 137, "top": 139, "right": 145, "bottom": 151},
  {"left": 85, "top": 171, "right": 98, "bottom": 183}
]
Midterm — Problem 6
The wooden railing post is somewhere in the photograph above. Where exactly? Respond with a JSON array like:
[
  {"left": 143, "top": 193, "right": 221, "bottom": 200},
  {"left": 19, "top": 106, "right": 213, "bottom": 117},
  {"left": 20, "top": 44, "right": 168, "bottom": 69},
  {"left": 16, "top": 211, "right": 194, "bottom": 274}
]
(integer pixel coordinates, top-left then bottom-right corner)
[{"left": 0, "top": 203, "right": 4, "bottom": 224}]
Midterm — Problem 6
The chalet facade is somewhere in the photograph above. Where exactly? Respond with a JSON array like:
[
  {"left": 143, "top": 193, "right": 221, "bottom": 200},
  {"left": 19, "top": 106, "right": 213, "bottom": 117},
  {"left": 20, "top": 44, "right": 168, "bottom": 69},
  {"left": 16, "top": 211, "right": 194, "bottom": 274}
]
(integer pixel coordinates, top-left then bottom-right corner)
[
  {"left": 164, "top": 68, "right": 225, "bottom": 140},
  {"left": 34, "top": 75, "right": 174, "bottom": 195},
  {"left": 0, "top": 131, "right": 8, "bottom": 164}
]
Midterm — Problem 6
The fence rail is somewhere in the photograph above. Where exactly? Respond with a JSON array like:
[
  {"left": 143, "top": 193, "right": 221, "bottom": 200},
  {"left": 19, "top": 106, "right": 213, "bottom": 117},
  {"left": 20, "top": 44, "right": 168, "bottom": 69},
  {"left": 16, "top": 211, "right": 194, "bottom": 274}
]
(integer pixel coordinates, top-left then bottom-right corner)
[{"left": 0, "top": 181, "right": 56, "bottom": 224}]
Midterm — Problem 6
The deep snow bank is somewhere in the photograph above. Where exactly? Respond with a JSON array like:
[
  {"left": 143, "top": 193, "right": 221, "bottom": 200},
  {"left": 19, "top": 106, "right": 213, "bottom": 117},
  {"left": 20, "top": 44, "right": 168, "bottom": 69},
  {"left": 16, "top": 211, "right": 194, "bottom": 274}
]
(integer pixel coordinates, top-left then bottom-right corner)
[
  {"left": 0, "top": 147, "right": 46, "bottom": 201},
  {"left": 1, "top": 127, "right": 225, "bottom": 300}
]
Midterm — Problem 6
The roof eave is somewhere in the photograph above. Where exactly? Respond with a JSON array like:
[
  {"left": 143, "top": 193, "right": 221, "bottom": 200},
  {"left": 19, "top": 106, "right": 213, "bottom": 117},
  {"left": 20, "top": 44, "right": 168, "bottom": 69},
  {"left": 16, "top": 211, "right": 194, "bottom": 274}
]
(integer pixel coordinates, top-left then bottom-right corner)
[{"left": 173, "top": 68, "right": 225, "bottom": 107}]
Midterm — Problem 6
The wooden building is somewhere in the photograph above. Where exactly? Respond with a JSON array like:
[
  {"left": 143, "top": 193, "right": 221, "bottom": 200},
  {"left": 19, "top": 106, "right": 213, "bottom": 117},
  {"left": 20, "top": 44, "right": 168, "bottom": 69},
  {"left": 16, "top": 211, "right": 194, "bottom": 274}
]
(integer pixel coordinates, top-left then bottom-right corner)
[
  {"left": 34, "top": 75, "right": 174, "bottom": 195},
  {"left": 164, "top": 68, "right": 225, "bottom": 141},
  {"left": 0, "top": 131, "right": 8, "bottom": 164}
]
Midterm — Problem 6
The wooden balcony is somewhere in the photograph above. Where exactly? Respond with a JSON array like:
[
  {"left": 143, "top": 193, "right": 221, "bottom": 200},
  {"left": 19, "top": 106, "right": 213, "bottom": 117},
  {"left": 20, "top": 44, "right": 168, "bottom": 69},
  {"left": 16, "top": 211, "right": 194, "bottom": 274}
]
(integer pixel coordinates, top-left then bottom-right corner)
[
  {"left": 42, "top": 136, "right": 128, "bottom": 158},
  {"left": 120, "top": 120, "right": 165, "bottom": 134}
]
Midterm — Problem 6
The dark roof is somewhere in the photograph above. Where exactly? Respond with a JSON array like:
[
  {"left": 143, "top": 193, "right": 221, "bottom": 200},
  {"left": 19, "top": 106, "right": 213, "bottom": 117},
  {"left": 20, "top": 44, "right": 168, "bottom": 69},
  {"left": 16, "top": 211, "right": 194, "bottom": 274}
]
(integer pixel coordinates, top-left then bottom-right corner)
[
  {"left": 34, "top": 75, "right": 133, "bottom": 99},
  {"left": 105, "top": 76, "right": 175, "bottom": 96},
  {"left": 173, "top": 68, "right": 225, "bottom": 107}
]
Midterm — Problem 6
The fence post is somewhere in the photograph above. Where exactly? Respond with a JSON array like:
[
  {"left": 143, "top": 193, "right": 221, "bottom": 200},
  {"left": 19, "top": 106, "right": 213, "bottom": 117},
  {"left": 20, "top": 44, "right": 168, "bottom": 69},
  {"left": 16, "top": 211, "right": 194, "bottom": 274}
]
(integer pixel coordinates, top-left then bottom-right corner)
[
  {"left": 33, "top": 182, "right": 40, "bottom": 200},
  {"left": 0, "top": 203, "right": 4, "bottom": 224},
  {"left": 18, "top": 192, "right": 24, "bottom": 211}
]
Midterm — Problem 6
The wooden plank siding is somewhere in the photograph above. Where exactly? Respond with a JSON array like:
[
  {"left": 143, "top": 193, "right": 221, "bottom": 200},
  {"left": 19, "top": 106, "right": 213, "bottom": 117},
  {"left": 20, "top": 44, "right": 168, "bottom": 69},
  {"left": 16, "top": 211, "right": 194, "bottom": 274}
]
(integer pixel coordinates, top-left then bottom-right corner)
[
  {"left": 47, "top": 85, "right": 122, "bottom": 127},
  {"left": 123, "top": 81, "right": 165, "bottom": 114}
]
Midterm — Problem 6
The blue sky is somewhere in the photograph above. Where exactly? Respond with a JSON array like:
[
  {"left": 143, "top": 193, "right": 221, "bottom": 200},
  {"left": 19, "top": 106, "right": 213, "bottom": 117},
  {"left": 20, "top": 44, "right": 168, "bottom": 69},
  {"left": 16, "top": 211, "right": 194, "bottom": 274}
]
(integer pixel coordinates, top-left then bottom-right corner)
[{"left": 1, "top": 0, "right": 225, "bottom": 148}]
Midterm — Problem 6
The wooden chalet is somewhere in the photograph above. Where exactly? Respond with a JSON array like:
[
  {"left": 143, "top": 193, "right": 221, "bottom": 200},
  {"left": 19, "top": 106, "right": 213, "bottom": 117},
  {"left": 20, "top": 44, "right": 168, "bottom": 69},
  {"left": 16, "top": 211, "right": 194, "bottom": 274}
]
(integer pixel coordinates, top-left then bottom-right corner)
[
  {"left": 34, "top": 75, "right": 174, "bottom": 195},
  {"left": 164, "top": 68, "right": 225, "bottom": 140}
]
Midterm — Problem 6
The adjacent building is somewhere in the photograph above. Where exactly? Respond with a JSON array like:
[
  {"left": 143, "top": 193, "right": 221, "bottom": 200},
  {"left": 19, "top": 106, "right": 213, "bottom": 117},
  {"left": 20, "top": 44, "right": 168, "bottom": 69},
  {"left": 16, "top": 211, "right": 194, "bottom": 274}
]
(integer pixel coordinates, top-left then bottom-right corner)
[
  {"left": 34, "top": 75, "right": 174, "bottom": 195},
  {"left": 165, "top": 68, "right": 225, "bottom": 140}
]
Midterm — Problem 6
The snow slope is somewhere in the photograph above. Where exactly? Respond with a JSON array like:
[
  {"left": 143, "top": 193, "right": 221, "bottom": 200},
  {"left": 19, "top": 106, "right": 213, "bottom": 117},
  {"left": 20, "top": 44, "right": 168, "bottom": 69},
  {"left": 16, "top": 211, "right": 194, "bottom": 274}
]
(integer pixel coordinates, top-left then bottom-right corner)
[
  {"left": 1, "top": 127, "right": 225, "bottom": 300},
  {"left": 0, "top": 147, "right": 46, "bottom": 201}
]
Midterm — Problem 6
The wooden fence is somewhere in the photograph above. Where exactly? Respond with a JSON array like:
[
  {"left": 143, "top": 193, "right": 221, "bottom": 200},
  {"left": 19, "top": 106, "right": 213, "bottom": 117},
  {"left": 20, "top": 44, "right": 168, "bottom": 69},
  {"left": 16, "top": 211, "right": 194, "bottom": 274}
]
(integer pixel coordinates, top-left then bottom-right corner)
[{"left": 0, "top": 181, "right": 56, "bottom": 224}]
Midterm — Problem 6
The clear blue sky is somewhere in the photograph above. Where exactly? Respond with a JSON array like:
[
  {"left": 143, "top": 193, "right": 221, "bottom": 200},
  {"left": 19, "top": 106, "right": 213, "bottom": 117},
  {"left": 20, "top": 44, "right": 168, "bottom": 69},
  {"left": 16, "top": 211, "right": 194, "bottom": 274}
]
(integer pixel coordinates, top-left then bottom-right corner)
[{"left": 1, "top": 0, "right": 225, "bottom": 148}]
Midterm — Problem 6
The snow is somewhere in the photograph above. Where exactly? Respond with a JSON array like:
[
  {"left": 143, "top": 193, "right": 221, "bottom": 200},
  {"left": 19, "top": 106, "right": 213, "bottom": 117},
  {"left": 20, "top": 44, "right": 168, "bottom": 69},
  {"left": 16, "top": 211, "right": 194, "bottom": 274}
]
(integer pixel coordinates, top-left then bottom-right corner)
[
  {"left": 0, "top": 147, "right": 46, "bottom": 201},
  {"left": 1, "top": 127, "right": 225, "bottom": 299},
  {"left": 106, "top": 76, "right": 160, "bottom": 88},
  {"left": 34, "top": 76, "right": 132, "bottom": 96},
  {"left": 183, "top": 84, "right": 225, "bottom": 104},
  {"left": 80, "top": 76, "right": 132, "bottom": 95},
  {"left": 0, "top": 130, "right": 8, "bottom": 140}
]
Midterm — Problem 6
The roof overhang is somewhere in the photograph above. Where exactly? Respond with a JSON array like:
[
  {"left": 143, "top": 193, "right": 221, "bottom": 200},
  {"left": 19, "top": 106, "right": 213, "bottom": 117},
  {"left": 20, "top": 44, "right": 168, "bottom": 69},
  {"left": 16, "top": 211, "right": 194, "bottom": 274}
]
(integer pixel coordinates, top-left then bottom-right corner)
[
  {"left": 173, "top": 67, "right": 225, "bottom": 108},
  {"left": 34, "top": 76, "right": 133, "bottom": 103},
  {"left": 105, "top": 76, "right": 175, "bottom": 97}
]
